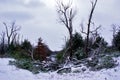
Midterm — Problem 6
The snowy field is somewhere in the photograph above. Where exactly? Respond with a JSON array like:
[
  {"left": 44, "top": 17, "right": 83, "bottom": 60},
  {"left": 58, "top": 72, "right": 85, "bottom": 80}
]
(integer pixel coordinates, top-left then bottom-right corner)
[{"left": 0, "top": 57, "right": 120, "bottom": 80}]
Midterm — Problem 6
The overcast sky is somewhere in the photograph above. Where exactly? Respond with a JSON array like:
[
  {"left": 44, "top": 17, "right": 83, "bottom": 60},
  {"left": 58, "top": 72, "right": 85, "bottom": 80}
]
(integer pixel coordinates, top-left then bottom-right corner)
[{"left": 0, "top": 0, "right": 120, "bottom": 51}]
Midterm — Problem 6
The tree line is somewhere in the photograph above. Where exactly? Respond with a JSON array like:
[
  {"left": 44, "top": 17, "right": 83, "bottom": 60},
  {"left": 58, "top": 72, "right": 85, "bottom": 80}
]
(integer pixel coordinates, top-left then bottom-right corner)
[{"left": 0, "top": 0, "right": 120, "bottom": 73}]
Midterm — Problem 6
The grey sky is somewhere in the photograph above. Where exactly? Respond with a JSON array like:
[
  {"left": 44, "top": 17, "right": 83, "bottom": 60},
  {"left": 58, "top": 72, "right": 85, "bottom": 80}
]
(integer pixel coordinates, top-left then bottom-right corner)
[{"left": 0, "top": 0, "right": 120, "bottom": 51}]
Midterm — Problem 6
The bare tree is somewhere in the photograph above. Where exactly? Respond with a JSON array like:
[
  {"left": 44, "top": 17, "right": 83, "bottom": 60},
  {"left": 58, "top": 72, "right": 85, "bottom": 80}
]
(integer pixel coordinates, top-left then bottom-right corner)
[
  {"left": 56, "top": 0, "right": 76, "bottom": 60},
  {"left": 3, "top": 21, "right": 21, "bottom": 47},
  {"left": 80, "top": 0, "right": 98, "bottom": 56}
]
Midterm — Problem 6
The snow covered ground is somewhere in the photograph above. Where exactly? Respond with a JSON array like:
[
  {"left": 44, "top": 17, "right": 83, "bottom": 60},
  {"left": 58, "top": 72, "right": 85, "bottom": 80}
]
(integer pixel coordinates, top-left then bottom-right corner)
[{"left": 0, "top": 57, "right": 120, "bottom": 80}]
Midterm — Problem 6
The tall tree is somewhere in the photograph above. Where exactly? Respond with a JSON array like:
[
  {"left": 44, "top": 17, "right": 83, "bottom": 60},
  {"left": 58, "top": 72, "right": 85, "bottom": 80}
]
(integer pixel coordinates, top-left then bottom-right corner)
[{"left": 56, "top": 0, "right": 76, "bottom": 60}]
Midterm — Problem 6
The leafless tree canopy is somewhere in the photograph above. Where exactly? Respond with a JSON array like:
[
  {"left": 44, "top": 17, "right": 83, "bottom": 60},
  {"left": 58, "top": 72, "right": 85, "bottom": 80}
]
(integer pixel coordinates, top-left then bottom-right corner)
[
  {"left": 56, "top": 0, "right": 76, "bottom": 33},
  {"left": 3, "top": 21, "right": 21, "bottom": 46}
]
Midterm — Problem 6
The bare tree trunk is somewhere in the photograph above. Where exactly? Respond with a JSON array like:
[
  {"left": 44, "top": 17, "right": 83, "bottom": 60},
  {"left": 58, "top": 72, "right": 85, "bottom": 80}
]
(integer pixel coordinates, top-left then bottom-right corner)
[
  {"left": 85, "top": 0, "right": 98, "bottom": 57},
  {"left": 69, "top": 30, "right": 73, "bottom": 60}
]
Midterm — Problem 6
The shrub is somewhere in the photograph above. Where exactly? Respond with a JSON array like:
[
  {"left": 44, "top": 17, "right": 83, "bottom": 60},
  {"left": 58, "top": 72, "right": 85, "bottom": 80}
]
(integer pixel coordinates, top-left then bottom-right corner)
[
  {"left": 7, "top": 43, "right": 31, "bottom": 59},
  {"left": 92, "top": 36, "right": 107, "bottom": 49},
  {"left": 9, "top": 58, "right": 55, "bottom": 74},
  {"left": 95, "top": 56, "right": 117, "bottom": 70},
  {"left": 9, "top": 58, "right": 41, "bottom": 74},
  {"left": 87, "top": 57, "right": 98, "bottom": 68},
  {"left": 9, "top": 58, "right": 33, "bottom": 70},
  {"left": 9, "top": 50, "right": 31, "bottom": 60},
  {"left": 56, "top": 50, "right": 64, "bottom": 63},
  {"left": 86, "top": 55, "right": 117, "bottom": 71},
  {"left": 105, "top": 46, "right": 116, "bottom": 53},
  {"left": 74, "top": 48, "right": 86, "bottom": 60},
  {"left": 111, "top": 52, "right": 120, "bottom": 57}
]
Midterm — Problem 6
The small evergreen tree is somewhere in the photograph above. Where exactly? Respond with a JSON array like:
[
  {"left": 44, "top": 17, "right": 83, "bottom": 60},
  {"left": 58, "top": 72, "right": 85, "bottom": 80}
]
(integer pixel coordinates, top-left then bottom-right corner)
[
  {"left": 72, "top": 32, "right": 84, "bottom": 52},
  {"left": 21, "top": 39, "right": 32, "bottom": 51},
  {"left": 33, "top": 38, "right": 51, "bottom": 61},
  {"left": 65, "top": 32, "right": 84, "bottom": 53}
]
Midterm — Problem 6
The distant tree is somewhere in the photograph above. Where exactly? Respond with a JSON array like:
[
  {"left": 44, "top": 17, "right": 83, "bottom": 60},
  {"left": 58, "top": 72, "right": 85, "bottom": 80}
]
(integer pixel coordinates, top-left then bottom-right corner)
[
  {"left": 111, "top": 24, "right": 118, "bottom": 38},
  {"left": 3, "top": 21, "right": 21, "bottom": 47},
  {"left": 0, "top": 32, "right": 6, "bottom": 55},
  {"left": 111, "top": 24, "right": 120, "bottom": 47},
  {"left": 56, "top": 0, "right": 76, "bottom": 60},
  {"left": 113, "top": 30, "right": 120, "bottom": 51}
]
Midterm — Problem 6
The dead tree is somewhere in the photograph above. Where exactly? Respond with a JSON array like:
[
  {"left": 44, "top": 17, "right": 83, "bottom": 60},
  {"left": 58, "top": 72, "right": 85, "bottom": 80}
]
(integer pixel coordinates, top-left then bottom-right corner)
[
  {"left": 56, "top": 0, "right": 76, "bottom": 60},
  {"left": 80, "top": 0, "right": 98, "bottom": 57},
  {"left": 3, "top": 22, "right": 21, "bottom": 47}
]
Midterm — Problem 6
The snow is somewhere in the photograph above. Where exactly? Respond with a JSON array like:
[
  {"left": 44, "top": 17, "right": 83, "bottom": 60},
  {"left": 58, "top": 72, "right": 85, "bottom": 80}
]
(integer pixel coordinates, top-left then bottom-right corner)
[{"left": 0, "top": 57, "right": 120, "bottom": 80}]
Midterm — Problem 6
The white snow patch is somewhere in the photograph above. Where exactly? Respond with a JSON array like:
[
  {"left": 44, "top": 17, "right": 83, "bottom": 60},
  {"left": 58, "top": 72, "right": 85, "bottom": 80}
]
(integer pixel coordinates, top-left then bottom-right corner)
[{"left": 0, "top": 57, "right": 120, "bottom": 80}]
